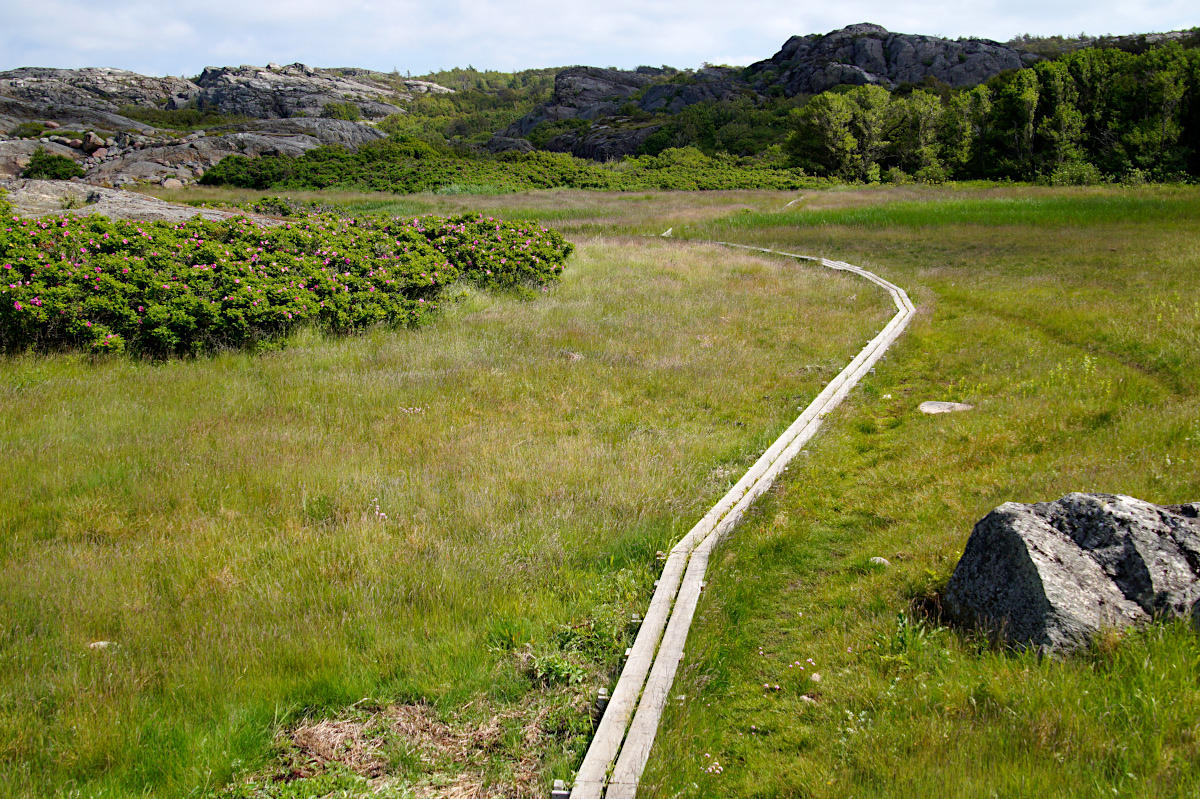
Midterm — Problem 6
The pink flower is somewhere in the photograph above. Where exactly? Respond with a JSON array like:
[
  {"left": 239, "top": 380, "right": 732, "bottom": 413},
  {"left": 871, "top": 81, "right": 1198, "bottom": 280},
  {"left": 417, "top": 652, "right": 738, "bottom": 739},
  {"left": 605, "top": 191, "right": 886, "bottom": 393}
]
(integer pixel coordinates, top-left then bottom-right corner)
[{"left": 13, "top": 301, "right": 22, "bottom": 311}]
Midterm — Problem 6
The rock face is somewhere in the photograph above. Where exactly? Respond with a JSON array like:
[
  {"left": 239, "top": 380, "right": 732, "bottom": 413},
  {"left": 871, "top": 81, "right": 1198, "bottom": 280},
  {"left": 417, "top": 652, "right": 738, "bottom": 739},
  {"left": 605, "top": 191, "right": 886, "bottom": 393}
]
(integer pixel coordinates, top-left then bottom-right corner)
[
  {"left": 83, "top": 118, "right": 386, "bottom": 185},
  {"left": 184, "top": 63, "right": 450, "bottom": 120},
  {"left": 638, "top": 66, "right": 747, "bottom": 114},
  {"left": 504, "top": 67, "right": 658, "bottom": 136},
  {"left": 0, "top": 62, "right": 449, "bottom": 186},
  {"left": 543, "top": 124, "right": 662, "bottom": 161},
  {"left": 744, "top": 23, "right": 1034, "bottom": 96},
  {"left": 0, "top": 67, "right": 199, "bottom": 112},
  {"left": 945, "top": 493, "right": 1200, "bottom": 654},
  {"left": 0, "top": 178, "right": 281, "bottom": 224}
]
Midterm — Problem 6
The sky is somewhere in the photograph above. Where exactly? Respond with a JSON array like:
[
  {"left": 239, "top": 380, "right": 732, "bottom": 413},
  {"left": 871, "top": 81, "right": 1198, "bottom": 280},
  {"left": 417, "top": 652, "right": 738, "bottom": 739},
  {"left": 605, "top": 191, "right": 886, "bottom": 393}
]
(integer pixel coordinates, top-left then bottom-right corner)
[{"left": 1, "top": 1, "right": 1195, "bottom": 77}]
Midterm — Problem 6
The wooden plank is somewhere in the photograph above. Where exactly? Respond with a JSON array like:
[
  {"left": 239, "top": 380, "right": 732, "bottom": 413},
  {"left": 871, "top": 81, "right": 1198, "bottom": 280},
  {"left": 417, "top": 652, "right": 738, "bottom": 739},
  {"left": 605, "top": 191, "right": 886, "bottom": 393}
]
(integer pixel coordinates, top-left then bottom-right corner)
[{"left": 569, "top": 246, "right": 915, "bottom": 798}]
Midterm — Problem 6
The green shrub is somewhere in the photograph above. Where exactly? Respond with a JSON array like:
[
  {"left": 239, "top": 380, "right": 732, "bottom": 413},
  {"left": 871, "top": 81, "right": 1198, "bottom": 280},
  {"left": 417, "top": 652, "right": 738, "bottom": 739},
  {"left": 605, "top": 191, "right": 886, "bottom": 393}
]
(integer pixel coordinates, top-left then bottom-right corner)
[
  {"left": 1047, "top": 161, "right": 1105, "bottom": 186},
  {"left": 320, "top": 102, "right": 361, "bottom": 121},
  {"left": 21, "top": 147, "right": 85, "bottom": 180},
  {"left": 199, "top": 138, "right": 828, "bottom": 193},
  {"left": 8, "top": 122, "right": 45, "bottom": 139},
  {"left": 0, "top": 211, "right": 572, "bottom": 357},
  {"left": 117, "top": 104, "right": 248, "bottom": 130}
]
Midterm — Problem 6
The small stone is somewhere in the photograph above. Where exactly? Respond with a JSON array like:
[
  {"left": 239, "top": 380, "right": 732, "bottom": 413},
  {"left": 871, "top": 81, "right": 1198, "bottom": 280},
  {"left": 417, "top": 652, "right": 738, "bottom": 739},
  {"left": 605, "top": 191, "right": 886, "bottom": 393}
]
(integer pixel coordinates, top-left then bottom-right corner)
[
  {"left": 89, "top": 640, "right": 116, "bottom": 650},
  {"left": 161, "top": 178, "right": 184, "bottom": 189},
  {"left": 869, "top": 556, "right": 891, "bottom": 567},
  {"left": 799, "top": 694, "right": 818, "bottom": 704},
  {"left": 809, "top": 672, "right": 822, "bottom": 683},
  {"left": 91, "top": 148, "right": 107, "bottom": 159},
  {"left": 44, "top": 120, "right": 60, "bottom": 129},
  {"left": 919, "top": 400, "right": 974, "bottom": 414}
]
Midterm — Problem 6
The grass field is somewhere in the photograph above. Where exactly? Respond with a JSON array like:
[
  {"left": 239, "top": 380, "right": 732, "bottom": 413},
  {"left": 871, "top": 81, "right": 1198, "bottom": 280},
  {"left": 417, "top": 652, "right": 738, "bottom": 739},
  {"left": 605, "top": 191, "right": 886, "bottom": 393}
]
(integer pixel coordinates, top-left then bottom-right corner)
[
  {"left": 640, "top": 187, "right": 1200, "bottom": 798},
  {"left": 0, "top": 230, "right": 891, "bottom": 797},
  {"left": 4, "top": 184, "right": 1199, "bottom": 798}
]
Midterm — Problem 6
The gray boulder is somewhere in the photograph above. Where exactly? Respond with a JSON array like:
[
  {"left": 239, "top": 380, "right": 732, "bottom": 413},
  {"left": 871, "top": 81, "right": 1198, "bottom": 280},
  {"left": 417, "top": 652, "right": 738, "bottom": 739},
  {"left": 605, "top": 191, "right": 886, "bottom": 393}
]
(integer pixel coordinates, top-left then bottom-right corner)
[{"left": 945, "top": 493, "right": 1200, "bottom": 653}]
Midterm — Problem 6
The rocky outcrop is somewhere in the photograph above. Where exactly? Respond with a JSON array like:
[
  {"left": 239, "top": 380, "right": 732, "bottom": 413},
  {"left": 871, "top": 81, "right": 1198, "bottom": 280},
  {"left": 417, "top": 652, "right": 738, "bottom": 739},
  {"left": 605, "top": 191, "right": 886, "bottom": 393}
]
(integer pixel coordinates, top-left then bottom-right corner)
[
  {"left": 0, "top": 140, "right": 82, "bottom": 179},
  {"left": 504, "top": 67, "right": 657, "bottom": 136},
  {"left": 745, "top": 23, "right": 1034, "bottom": 95},
  {"left": 185, "top": 63, "right": 450, "bottom": 119},
  {"left": 543, "top": 124, "right": 662, "bottom": 161},
  {"left": 638, "top": 66, "right": 748, "bottom": 114},
  {"left": 0, "top": 117, "right": 386, "bottom": 187},
  {"left": 86, "top": 118, "right": 385, "bottom": 185},
  {"left": 1, "top": 178, "right": 282, "bottom": 224},
  {"left": 485, "top": 135, "right": 535, "bottom": 155},
  {"left": 0, "top": 67, "right": 199, "bottom": 112},
  {"left": 945, "top": 493, "right": 1200, "bottom": 654}
]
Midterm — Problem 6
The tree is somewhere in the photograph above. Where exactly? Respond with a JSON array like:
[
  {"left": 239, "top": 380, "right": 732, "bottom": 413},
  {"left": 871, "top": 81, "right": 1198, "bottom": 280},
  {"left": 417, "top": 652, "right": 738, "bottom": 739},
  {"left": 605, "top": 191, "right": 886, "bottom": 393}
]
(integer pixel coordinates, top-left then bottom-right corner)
[
  {"left": 940, "top": 85, "right": 992, "bottom": 176},
  {"left": 1034, "top": 60, "right": 1085, "bottom": 169},
  {"left": 846, "top": 85, "right": 894, "bottom": 182},
  {"left": 989, "top": 69, "right": 1040, "bottom": 178},
  {"left": 891, "top": 89, "right": 945, "bottom": 177},
  {"left": 786, "top": 92, "right": 856, "bottom": 178}
]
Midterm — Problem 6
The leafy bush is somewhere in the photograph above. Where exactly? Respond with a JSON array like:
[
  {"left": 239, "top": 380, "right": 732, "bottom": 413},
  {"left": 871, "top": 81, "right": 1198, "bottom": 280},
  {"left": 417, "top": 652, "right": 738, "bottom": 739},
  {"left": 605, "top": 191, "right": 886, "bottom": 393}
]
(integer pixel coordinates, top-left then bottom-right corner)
[
  {"left": 320, "top": 102, "right": 361, "bottom": 121},
  {"left": 1046, "top": 161, "right": 1105, "bottom": 186},
  {"left": 8, "top": 122, "right": 45, "bottom": 139},
  {"left": 21, "top": 147, "right": 85, "bottom": 180},
  {"left": 200, "top": 135, "right": 827, "bottom": 193},
  {"left": 0, "top": 211, "right": 572, "bottom": 357},
  {"left": 116, "top": 104, "right": 249, "bottom": 130}
]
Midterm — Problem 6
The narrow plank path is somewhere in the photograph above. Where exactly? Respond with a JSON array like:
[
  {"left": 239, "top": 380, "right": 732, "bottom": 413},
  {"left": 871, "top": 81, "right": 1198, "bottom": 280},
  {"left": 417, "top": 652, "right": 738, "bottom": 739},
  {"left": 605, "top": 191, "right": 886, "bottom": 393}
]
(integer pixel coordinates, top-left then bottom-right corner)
[{"left": 569, "top": 245, "right": 915, "bottom": 798}]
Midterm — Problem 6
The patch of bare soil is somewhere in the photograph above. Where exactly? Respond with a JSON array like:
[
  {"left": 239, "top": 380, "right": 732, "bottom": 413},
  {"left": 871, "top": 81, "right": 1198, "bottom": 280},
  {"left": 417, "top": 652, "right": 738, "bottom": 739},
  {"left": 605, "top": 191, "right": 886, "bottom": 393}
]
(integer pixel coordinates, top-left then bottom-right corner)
[{"left": 271, "top": 690, "right": 591, "bottom": 798}]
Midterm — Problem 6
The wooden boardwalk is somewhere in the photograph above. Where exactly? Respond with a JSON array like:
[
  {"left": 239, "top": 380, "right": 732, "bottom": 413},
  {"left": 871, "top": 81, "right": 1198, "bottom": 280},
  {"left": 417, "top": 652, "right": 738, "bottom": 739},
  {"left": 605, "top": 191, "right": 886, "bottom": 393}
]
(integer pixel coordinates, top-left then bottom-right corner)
[{"left": 570, "top": 246, "right": 916, "bottom": 798}]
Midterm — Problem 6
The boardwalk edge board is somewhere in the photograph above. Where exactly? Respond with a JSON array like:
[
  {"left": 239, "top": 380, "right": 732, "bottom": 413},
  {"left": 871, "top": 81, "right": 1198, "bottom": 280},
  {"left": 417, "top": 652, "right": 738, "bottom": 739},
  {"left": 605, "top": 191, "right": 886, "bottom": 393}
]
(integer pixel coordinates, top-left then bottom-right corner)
[{"left": 571, "top": 245, "right": 915, "bottom": 798}]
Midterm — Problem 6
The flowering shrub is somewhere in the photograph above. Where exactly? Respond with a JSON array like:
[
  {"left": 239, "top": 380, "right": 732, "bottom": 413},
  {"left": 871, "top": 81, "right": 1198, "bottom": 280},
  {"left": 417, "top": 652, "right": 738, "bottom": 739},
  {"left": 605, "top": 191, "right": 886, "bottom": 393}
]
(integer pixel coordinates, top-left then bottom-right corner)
[{"left": 0, "top": 211, "right": 572, "bottom": 357}]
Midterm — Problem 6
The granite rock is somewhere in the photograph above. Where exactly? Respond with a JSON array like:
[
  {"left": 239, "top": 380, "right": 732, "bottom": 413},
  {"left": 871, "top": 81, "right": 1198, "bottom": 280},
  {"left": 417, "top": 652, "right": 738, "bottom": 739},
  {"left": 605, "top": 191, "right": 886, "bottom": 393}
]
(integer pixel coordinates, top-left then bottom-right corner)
[{"left": 945, "top": 493, "right": 1200, "bottom": 653}]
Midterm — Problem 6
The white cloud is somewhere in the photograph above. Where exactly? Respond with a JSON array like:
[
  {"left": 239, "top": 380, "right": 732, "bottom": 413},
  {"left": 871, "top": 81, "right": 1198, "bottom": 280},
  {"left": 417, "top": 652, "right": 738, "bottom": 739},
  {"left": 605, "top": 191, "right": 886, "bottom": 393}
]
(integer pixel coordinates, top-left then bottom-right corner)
[{"left": 0, "top": 1, "right": 1195, "bottom": 76}]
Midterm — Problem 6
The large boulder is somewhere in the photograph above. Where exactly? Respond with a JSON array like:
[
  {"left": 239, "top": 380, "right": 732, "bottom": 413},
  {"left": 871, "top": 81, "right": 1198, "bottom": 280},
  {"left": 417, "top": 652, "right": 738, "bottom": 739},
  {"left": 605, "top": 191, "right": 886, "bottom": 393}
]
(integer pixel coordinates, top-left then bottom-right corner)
[{"left": 945, "top": 493, "right": 1200, "bottom": 654}]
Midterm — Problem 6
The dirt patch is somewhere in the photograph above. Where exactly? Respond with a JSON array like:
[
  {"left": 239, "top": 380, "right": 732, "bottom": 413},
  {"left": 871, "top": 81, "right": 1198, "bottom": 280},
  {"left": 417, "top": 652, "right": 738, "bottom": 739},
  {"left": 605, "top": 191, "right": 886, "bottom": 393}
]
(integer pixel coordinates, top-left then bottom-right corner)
[{"left": 265, "top": 692, "right": 590, "bottom": 798}]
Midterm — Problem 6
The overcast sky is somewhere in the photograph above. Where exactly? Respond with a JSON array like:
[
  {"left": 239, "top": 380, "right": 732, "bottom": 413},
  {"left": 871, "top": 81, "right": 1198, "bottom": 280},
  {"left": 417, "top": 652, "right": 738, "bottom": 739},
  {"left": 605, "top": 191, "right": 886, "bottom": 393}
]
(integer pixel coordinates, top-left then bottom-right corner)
[{"left": 1, "top": 1, "right": 1195, "bottom": 77}]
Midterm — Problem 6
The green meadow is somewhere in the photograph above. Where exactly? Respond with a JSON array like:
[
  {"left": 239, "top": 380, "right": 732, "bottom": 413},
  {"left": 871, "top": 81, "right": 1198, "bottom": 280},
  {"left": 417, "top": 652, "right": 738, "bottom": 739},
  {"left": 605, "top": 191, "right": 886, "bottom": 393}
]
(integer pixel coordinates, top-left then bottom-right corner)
[{"left": 2, "top": 184, "right": 1199, "bottom": 797}]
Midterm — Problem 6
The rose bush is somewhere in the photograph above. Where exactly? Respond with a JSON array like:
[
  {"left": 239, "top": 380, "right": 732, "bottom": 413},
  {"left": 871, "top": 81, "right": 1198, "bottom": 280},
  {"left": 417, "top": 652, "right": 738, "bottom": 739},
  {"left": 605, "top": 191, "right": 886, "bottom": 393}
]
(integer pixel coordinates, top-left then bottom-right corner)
[{"left": 0, "top": 210, "right": 572, "bottom": 357}]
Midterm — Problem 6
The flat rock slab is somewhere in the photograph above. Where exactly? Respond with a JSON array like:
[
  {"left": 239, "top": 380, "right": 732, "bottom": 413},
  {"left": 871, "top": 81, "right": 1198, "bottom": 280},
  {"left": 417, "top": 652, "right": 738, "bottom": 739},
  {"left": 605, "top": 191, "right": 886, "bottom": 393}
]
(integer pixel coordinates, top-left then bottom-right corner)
[
  {"left": 945, "top": 493, "right": 1200, "bottom": 654},
  {"left": 2, "top": 178, "right": 278, "bottom": 225},
  {"left": 920, "top": 400, "right": 974, "bottom": 414}
]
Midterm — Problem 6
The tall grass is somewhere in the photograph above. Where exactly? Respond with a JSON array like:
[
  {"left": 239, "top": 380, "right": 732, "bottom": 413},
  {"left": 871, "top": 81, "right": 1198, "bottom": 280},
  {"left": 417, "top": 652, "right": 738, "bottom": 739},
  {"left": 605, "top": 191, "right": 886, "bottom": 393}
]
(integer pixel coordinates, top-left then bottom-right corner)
[
  {"left": 643, "top": 185, "right": 1200, "bottom": 797},
  {"left": 0, "top": 238, "right": 890, "bottom": 797}
]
